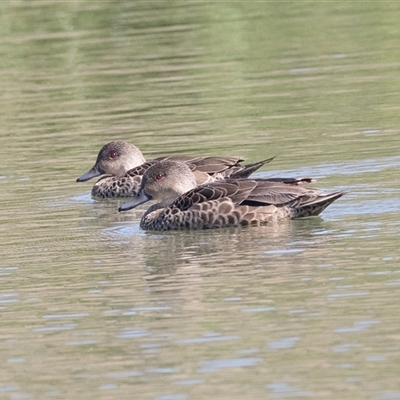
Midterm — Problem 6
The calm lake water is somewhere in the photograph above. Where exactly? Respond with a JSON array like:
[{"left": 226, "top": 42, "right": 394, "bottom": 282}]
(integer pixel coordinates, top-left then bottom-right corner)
[{"left": 1, "top": 1, "right": 400, "bottom": 399}]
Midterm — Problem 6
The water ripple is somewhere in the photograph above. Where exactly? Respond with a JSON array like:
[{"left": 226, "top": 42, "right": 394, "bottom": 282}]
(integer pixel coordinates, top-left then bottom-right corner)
[
  {"left": 266, "top": 382, "right": 312, "bottom": 398},
  {"left": 268, "top": 337, "right": 300, "bottom": 349},
  {"left": 334, "top": 320, "right": 380, "bottom": 333},
  {"left": 175, "top": 334, "right": 238, "bottom": 344},
  {"left": 198, "top": 357, "right": 261, "bottom": 373}
]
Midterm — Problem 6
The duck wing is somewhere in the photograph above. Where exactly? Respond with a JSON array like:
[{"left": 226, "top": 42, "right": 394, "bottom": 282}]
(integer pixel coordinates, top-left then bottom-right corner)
[
  {"left": 238, "top": 179, "right": 346, "bottom": 213},
  {"left": 184, "top": 156, "right": 274, "bottom": 178},
  {"left": 125, "top": 161, "right": 155, "bottom": 177},
  {"left": 173, "top": 180, "right": 258, "bottom": 211},
  {"left": 154, "top": 155, "right": 245, "bottom": 174},
  {"left": 237, "top": 179, "right": 320, "bottom": 206}
]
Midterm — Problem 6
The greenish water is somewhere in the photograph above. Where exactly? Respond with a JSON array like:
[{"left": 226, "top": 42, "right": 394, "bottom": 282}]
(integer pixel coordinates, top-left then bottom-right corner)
[{"left": 1, "top": 1, "right": 400, "bottom": 399}]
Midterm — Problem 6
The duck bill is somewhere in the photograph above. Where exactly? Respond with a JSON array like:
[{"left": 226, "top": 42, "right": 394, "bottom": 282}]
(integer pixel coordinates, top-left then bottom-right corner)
[
  {"left": 118, "top": 190, "right": 152, "bottom": 212},
  {"left": 76, "top": 165, "right": 105, "bottom": 182}
]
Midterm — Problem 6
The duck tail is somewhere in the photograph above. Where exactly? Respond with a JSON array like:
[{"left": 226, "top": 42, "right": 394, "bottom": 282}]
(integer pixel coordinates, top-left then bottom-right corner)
[
  {"left": 265, "top": 177, "right": 316, "bottom": 185},
  {"left": 230, "top": 156, "right": 275, "bottom": 179},
  {"left": 292, "top": 190, "right": 346, "bottom": 218}
]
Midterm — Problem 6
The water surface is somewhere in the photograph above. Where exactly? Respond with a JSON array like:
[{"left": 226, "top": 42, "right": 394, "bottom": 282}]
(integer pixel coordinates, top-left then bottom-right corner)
[{"left": 1, "top": 2, "right": 400, "bottom": 399}]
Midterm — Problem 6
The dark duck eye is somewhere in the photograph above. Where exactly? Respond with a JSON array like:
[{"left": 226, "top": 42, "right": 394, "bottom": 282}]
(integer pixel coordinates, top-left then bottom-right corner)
[
  {"left": 109, "top": 151, "right": 118, "bottom": 159},
  {"left": 156, "top": 174, "right": 164, "bottom": 181}
]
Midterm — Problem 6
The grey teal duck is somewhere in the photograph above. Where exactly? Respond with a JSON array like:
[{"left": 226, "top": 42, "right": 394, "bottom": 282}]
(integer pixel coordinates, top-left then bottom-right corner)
[
  {"left": 118, "top": 160, "right": 345, "bottom": 231},
  {"left": 77, "top": 141, "right": 274, "bottom": 198}
]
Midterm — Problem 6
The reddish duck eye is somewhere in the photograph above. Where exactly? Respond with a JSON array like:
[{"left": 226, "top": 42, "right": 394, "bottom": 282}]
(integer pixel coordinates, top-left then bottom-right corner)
[
  {"left": 109, "top": 151, "right": 118, "bottom": 159},
  {"left": 156, "top": 174, "right": 164, "bottom": 180}
]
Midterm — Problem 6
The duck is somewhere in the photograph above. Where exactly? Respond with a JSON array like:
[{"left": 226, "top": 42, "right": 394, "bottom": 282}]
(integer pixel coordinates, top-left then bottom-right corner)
[
  {"left": 118, "top": 160, "right": 345, "bottom": 231},
  {"left": 76, "top": 141, "right": 274, "bottom": 198}
]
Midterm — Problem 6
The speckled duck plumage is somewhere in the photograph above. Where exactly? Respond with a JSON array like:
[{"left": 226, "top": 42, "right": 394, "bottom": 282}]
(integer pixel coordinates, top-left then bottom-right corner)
[
  {"left": 77, "top": 141, "right": 274, "bottom": 198},
  {"left": 118, "top": 160, "right": 345, "bottom": 231}
]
